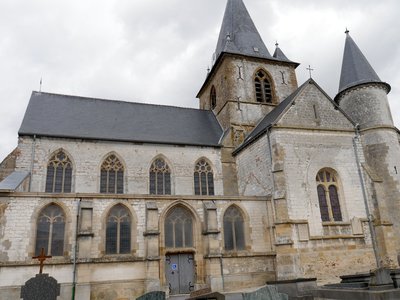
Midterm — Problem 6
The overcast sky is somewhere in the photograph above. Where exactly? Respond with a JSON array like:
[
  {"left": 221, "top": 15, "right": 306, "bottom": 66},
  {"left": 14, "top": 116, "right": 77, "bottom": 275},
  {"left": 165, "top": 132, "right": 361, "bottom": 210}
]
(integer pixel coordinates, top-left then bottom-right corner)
[{"left": 0, "top": 0, "right": 399, "bottom": 162}]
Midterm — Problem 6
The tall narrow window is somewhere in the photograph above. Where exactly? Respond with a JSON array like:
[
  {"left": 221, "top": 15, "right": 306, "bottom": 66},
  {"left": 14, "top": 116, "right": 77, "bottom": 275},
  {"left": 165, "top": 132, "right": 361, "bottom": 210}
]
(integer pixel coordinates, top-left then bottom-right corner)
[
  {"left": 100, "top": 154, "right": 124, "bottom": 194},
  {"left": 194, "top": 159, "right": 214, "bottom": 195},
  {"left": 106, "top": 204, "right": 131, "bottom": 254},
  {"left": 254, "top": 70, "right": 273, "bottom": 103},
  {"left": 210, "top": 86, "right": 217, "bottom": 110},
  {"left": 316, "top": 169, "right": 343, "bottom": 222},
  {"left": 35, "top": 204, "right": 65, "bottom": 256},
  {"left": 45, "top": 150, "right": 72, "bottom": 193},
  {"left": 149, "top": 158, "right": 171, "bottom": 195},
  {"left": 224, "top": 206, "right": 245, "bottom": 251},
  {"left": 165, "top": 206, "right": 193, "bottom": 248}
]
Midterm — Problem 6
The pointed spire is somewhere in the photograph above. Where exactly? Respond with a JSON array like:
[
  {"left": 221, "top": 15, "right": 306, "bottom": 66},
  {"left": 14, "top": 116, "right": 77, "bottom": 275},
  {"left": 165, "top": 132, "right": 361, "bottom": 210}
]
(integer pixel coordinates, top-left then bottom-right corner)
[
  {"left": 273, "top": 42, "right": 292, "bottom": 62},
  {"left": 215, "top": 0, "right": 272, "bottom": 61},
  {"left": 338, "top": 30, "right": 389, "bottom": 94}
]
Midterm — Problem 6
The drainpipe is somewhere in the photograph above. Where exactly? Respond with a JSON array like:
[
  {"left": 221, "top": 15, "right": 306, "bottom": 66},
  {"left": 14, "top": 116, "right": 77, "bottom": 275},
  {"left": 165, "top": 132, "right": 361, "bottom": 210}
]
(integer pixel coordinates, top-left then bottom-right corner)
[
  {"left": 266, "top": 128, "right": 277, "bottom": 253},
  {"left": 29, "top": 135, "right": 37, "bottom": 192},
  {"left": 353, "top": 124, "right": 381, "bottom": 269},
  {"left": 72, "top": 198, "right": 81, "bottom": 300}
]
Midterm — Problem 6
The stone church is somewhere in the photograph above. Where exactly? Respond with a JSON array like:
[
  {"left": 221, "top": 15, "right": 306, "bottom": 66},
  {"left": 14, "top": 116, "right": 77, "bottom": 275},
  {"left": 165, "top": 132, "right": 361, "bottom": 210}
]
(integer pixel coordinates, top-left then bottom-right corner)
[{"left": 1, "top": 0, "right": 399, "bottom": 299}]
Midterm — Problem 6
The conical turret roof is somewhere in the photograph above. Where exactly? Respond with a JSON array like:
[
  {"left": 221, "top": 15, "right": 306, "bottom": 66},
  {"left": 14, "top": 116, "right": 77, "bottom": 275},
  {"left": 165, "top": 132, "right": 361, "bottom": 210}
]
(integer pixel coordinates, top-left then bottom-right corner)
[
  {"left": 273, "top": 43, "right": 292, "bottom": 62},
  {"left": 215, "top": 0, "right": 272, "bottom": 60},
  {"left": 338, "top": 31, "right": 389, "bottom": 95}
]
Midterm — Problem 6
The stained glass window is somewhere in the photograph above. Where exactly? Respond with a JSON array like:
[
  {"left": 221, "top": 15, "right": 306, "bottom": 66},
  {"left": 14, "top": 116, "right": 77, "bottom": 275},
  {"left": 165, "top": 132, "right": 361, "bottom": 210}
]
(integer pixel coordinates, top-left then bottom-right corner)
[
  {"left": 45, "top": 150, "right": 72, "bottom": 193},
  {"left": 316, "top": 169, "right": 343, "bottom": 222},
  {"left": 106, "top": 204, "right": 131, "bottom": 254},
  {"left": 223, "top": 206, "right": 245, "bottom": 251},
  {"left": 194, "top": 159, "right": 214, "bottom": 196},
  {"left": 100, "top": 154, "right": 124, "bottom": 194},
  {"left": 150, "top": 158, "right": 171, "bottom": 195},
  {"left": 165, "top": 207, "right": 193, "bottom": 248},
  {"left": 35, "top": 204, "right": 65, "bottom": 256}
]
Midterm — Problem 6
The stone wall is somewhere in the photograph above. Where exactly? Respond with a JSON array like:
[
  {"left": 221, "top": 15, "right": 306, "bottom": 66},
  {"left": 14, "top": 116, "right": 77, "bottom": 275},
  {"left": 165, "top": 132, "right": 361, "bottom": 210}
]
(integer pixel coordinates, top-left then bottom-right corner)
[
  {"left": 15, "top": 136, "right": 224, "bottom": 195},
  {"left": 0, "top": 147, "right": 18, "bottom": 181}
]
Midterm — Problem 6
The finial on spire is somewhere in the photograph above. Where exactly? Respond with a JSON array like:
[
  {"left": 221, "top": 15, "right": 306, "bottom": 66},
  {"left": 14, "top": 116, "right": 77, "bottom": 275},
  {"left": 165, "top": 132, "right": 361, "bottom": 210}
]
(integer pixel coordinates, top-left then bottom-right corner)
[
  {"left": 39, "top": 77, "right": 42, "bottom": 92},
  {"left": 345, "top": 28, "right": 349, "bottom": 34},
  {"left": 275, "top": 41, "right": 279, "bottom": 47}
]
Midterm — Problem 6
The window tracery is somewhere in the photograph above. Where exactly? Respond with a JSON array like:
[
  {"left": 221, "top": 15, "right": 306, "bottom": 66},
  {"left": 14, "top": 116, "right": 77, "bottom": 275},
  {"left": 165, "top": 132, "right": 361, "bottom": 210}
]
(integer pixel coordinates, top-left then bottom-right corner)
[
  {"left": 316, "top": 169, "right": 343, "bottom": 222},
  {"left": 106, "top": 204, "right": 131, "bottom": 254},
  {"left": 165, "top": 207, "right": 193, "bottom": 248},
  {"left": 223, "top": 206, "right": 245, "bottom": 251},
  {"left": 45, "top": 150, "right": 72, "bottom": 193},
  {"left": 194, "top": 159, "right": 214, "bottom": 195},
  {"left": 100, "top": 154, "right": 124, "bottom": 194},
  {"left": 150, "top": 158, "right": 171, "bottom": 195},
  {"left": 254, "top": 70, "right": 273, "bottom": 103},
  {"left": 35, "top": 204, "right": 65, "bottom": 256}
]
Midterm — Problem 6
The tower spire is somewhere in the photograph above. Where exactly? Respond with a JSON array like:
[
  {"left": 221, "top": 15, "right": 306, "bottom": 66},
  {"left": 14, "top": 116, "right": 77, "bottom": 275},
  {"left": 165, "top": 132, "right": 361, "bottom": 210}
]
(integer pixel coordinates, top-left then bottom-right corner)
[
  {"left": 337, "top": 31, "right": 390, "bottom": 95},
  {"left": 215, "top": 0, "right": 272, "bottom": 61}
]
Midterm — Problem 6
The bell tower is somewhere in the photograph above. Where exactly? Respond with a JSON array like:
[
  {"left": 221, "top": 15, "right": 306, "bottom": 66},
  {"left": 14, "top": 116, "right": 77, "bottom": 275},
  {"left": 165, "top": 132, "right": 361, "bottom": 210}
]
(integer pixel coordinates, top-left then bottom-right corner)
[
  {"left": 197, "top": 0, "right": 299, "bottom": 195},
  {"left": 197, "top": 0, "right": 299, "bottom": 137}
]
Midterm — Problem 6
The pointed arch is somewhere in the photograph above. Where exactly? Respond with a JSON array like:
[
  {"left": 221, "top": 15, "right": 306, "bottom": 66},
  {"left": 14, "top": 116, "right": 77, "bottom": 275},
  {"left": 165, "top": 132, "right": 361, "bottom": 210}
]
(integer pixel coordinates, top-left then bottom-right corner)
[
  {"left": 164, "top": 205, "right": 194, "bottom": 248},
  {"left": 316, "top": 168, "right": 343, "bottom": 222},
  {"left": 223, "top": 205, "right": 246, "bottom": 251},
  {"left": 149, "top": 156, "right": 171, "bottom": 195},
  {"left": 100, "top": 153, "right": 125, "bottom": 194},
  {"left": 35, "top": 203, "right": 66, "bottom": 256},
  {"left": 210, "top": 85, "right": 217, "bottom": 110},
  {"left": 194, "top": 158, "right": 214, "bottom": 196},
  {"left": 45, "top": 149, "right": 73, "bottom": 193},
  {"left": 254, "top": 69, "right": 274, "bottom": 104},
  {"left": 105, "top": 203, "right": 132, "bottom": 254}
]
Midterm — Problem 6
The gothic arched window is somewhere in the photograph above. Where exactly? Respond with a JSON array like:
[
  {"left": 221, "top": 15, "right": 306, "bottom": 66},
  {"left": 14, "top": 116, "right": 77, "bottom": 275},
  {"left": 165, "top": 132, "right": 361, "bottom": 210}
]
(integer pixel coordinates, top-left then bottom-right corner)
[
  {"left": 150, "top": 158, "right": 171, "bottom": 195},
  {"left": 35, "top": 204, "right": 65, "bottom": 256},
  {"left": 224, "top": 206, "right": 245, "bottom": 251},
  {"left": 165, "top": 207, "right": 193, "bottom": 248},
  {"left": 45, "top": 150, "right": 72, "bottom": 193},
  {"left": 210, "top": 86, "right": 217, "bottom": 110},
  {"left": 254, "top": 70, "right": 273, "bottom": 103},
  {"left": 194, "top": 159, "right": 214, "bottom": 195},
  {"left": 106, "top": 204, "right": 131, "bottom": 254},
  {"left": 100, "top": 154, "right": 124, "bottom": 194},
  {"left": 316, "top": 169, "right": 343, "bottom": 222}
]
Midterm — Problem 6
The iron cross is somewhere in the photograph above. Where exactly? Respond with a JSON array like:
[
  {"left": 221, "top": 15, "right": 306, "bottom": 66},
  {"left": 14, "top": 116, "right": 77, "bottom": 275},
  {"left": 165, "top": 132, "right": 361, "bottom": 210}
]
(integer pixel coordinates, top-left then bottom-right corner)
[
  {"left": 307, "top": 65, "right": 314, "bottom": 78},
  {"left": 33, "top": 248, "right": 52, "bottom": 274}
]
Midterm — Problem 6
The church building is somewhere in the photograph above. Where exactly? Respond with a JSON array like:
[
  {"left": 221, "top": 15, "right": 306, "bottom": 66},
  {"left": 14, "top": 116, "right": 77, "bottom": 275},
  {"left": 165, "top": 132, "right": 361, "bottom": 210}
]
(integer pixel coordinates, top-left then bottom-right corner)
[{"left": 1, "top": 0, "right": 400, "bottom": 299}]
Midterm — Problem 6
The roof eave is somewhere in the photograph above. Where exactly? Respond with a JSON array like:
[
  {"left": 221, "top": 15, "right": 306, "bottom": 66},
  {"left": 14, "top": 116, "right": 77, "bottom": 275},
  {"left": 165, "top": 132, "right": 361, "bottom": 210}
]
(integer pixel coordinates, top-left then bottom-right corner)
[
  {"left": 17, "top": 133, "right": 223, "bottom": 148},
  {"left": 334, "top": 81, "right": 391, "bottom": 103}
]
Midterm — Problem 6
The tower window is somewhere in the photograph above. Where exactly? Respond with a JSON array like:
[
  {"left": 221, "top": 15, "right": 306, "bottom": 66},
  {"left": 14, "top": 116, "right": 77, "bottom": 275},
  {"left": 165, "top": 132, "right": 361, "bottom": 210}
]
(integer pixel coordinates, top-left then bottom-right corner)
[
  {"left": 316, "top": 169, "right": 343, "bottom": 222},
  {"left": 210, "top": 86, "right": 217, "bottom": 110},
  {"left": 254, "top": 70, "right": 273, "bottom": 103}
]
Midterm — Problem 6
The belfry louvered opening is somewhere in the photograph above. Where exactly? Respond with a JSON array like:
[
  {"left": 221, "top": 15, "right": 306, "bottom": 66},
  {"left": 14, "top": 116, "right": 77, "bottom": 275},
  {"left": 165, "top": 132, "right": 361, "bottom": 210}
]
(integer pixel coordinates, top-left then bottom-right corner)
[{"left": 255, "top": 70, "right": 273, "bottom": 103}]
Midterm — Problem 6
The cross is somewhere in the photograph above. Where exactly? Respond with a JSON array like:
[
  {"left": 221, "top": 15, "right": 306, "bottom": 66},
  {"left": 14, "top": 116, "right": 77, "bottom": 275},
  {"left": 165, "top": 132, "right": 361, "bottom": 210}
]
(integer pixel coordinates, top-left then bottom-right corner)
[
  {"left": 32, "top": 248, "right": 52, "bottom": 274},
  {"left": 307, "top": 65, "right": 314, "bottom": 78}
]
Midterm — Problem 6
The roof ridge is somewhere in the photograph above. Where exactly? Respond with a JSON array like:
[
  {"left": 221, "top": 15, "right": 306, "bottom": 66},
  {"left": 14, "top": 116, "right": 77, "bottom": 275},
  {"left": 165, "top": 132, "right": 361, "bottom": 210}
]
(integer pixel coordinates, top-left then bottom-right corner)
[{"left": 32, "top": 91, "right": 205, "bottom": 113}]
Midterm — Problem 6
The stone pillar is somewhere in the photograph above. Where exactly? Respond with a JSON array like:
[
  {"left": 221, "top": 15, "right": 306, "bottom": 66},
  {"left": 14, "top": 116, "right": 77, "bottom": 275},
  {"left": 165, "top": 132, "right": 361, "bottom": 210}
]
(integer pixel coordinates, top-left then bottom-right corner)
[{"left": 144, "top": 202, "right": 161, "bottom": 291}]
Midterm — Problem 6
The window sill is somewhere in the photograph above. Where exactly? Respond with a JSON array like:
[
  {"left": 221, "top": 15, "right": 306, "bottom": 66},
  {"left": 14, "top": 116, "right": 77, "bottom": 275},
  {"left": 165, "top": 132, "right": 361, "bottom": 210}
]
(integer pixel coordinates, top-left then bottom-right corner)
[{"left": 322, "top": 221, "right": 351, "bottom": 226}]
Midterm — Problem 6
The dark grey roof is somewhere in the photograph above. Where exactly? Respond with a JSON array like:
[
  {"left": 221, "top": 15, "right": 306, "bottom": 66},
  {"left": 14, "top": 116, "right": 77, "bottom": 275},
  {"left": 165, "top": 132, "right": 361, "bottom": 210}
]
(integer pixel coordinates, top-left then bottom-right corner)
[
  {"left": 19, "top": 92, "right": 223, "bottom": 147},
  {"left": 215, "top": 0, "right": 272, "bottom": 61},
  {"left": 337, "top": 32, "right": 390, "bottom": 95},
  {"left": 273, "top": 44, "right": 292, "bottom": 62},
  {"left": 233, "top": 80, "right": 309, "bottom": 154},
  {"left": 0, "top": 171, "right": 30, "bottom": 192}
]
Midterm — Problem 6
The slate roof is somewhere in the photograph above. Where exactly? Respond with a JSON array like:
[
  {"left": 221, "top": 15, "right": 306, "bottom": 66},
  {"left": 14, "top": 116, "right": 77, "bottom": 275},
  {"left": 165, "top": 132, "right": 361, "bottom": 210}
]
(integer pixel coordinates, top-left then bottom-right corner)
[
  {"left": 215, "top": 0, "right": 272, "bottom": 60},
  {"left": 0, "top": 171, "right": 30, "bottom": 192},
  {"left": 233, "top": 81, "right": 309, "bottom": 154},
  {"left": 273, "top": 44, "right": 292, "bottom": 62},
  {"left": 19, "top": 92, "right": 223, "bottom": 147},
  {"left": 337, "top": 32, "right": 390, "bottom": 97}
]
